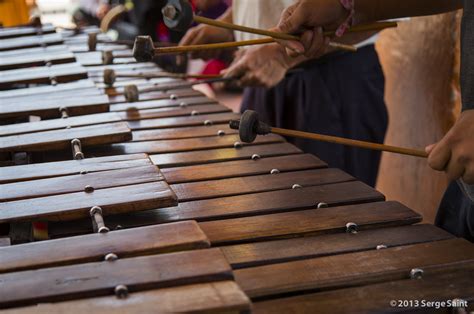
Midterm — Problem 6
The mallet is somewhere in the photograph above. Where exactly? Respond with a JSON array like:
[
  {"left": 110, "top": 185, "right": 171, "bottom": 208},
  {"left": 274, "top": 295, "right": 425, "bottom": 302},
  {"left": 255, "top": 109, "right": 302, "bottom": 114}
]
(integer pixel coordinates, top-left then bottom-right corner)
[
  {"left": 133, "top": 22, "right": 397, "bottom": 61},
  {"left": 122, "top": 76, "right": 235, "bottom": 102},
  {"left": 230, "top": 110, "right": 429, "bottom": 158},
  {"left": 103, "top": 69, "right": 221, "bottom": 86},
  {"left": 162, "top": 0, "right": 357, "bottom": 52},
  {"left": 88, "top": 32, "right": 176, "bottom": 52},
  {"left": 101, "top": 50, "right": 135, "bottom": 65}
]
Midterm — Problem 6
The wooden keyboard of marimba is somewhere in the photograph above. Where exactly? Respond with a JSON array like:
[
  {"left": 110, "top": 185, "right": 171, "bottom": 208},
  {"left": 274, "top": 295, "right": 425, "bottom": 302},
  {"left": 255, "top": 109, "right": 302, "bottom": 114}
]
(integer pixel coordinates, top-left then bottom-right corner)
[{"left": 0, "top": 25, "right": 473, "bottom": 314}]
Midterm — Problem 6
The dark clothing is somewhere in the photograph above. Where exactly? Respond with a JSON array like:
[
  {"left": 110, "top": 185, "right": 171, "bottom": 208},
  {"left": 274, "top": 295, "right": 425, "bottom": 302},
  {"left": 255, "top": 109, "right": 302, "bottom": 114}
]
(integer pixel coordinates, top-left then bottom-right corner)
[
  {"left": 241, "top": 45, "right": 387, "bottom": 187},
  {"left": 436, "top": 2, "right": 474, "bottom": 242},
  {"left": 461, "top": 0, "right": 474, "bottom": 110},
  {"left": 436, "top": 182, "right": 474, "bottom": 242}
]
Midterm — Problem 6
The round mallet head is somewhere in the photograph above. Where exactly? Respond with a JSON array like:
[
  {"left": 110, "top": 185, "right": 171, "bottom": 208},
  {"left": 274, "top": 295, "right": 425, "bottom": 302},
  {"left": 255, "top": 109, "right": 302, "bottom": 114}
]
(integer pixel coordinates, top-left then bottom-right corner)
[
  {"left": 124, "top": 85, "right": 139, "bottom": 102},
  {"left": 88, "top": 32, "right": 98, "bottom": 51},
  {"left": 162, "top": 0, "right": 194, "bottom": 32},
  {"left": 229, "top": 110, "right": 272, "bottom": 143},
  {"left": 102, "top": 50, "right": 114, "bottom": 65},
  {"left": 103, "top": 69, "right": 116, "bottom": 86},
  {"left": 133, "top": 36, "right": 155, "bottom": 62},
  {"left": 238, "top": 110, "right": 259, "bottom": 143}
]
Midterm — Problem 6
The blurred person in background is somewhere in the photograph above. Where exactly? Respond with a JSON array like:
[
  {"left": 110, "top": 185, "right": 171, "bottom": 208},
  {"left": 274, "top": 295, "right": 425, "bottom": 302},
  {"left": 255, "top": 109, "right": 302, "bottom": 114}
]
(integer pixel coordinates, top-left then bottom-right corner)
[{"left": 180, "top": 0, "right": 388, "bottom": 187}]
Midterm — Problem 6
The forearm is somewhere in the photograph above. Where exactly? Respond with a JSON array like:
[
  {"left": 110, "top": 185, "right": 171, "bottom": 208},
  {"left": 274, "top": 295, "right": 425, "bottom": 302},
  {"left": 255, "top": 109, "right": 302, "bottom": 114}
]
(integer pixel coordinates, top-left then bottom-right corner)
[{"left": 355, "top": 0, "right": 463, "bottom": 24}]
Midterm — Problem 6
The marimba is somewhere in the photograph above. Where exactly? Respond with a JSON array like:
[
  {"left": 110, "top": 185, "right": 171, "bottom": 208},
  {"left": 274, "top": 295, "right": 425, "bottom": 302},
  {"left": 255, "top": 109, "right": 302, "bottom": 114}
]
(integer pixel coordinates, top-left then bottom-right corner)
[{"left": 0, "top": 24, "right": 473, "bottom": 314}]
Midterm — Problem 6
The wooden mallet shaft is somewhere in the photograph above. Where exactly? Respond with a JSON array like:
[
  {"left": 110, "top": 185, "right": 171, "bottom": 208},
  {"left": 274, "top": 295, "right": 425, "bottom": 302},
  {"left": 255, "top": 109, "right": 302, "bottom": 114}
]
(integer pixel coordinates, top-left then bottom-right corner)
[
  {"left": 192, "top": 15, "right": 357, "bottom": 52},
  {"left": 271, "top": 127, "right": 428, "bottom": 158},
  {"left": 151, "top": 21, "right": 397, "bottom": 56},
  {"left": 230, "top": 110, "right": 428, "bottom": 158}
]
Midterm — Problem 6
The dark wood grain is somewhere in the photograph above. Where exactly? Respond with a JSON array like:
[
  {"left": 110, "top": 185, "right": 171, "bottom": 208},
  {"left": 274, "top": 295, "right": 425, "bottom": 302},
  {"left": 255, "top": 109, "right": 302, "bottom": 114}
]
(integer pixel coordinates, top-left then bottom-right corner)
[
  {"left": 0, "top": 248, "right": 232, "bottom": 309},
  {"left": 0, "top": 95, "right": 109, "bottom": 119},
  {"left": 172, "top": 168, "right": 354, "bottom": 202},
  {"left": 0, "top": 165, "right": 163, "bottom": 201},
  {"left": 0, "top": 221, "right": 209, "bottom": 273},
  {"left": 128, "top": 112, "right": 240, "bottom": 131},
  {"left": 0, "top": 33, "right": 63, "bottom": 51},
  {"left": 110, "top": 96, "right": 216, "bottom": 111},
  {"left": 253, "top": 262, "right": 474, "bottom": 314},
  {"left": 108, "top": 89, "right": 202, "bottom": 104},
  {"left": 0, "top": 45, "right": 67, "bottom": 58},
  {"left": 150, "top": 142, "right": 302, "bottom": 168},
  {"left": 221, "top": 224, "right": 451, "bottom": 268},
  {"left": 0, "top": 113, "right": 122, "bottom": 137},
  {"left": 101, "top": 78, "right": 177, "bottom": 91},
  {"left": 68, "top": 43, "right": 129, "bottom": 53},
  {"left": 0, "top": 154, "right": 151, "bottom": 184},
  {"left": 0, "top": 79, "right": 96, "bottom": 99},
  {"left": 0, "top": 181, "right": 177, "bottom": 223},
  {"left": 5, "top": 281, "right": 251, "bottom": 314},
  {"left": 0, "top": 51, "right": 75, "bottom": 70},
  {"left": 86, "top": 134, "right": 284, "bottom": 156},
  {"left": 86, "top": 62, "right": 158, "bottom": 74},
  {"left": 117, "top": 104, "right": 230, "bottom": 121},
  {"left": 132, "top": 124, "right": 237, "bottom": 142},
  {"left": 0, "top": 63, "right": 87, "bottom": 87},
  {"left": 0, "top": 25, "right": 55, "bottom": 39},
  {"left": 163, "top": 154, "right": 327, "bottom": 183},
  {"left": 75, "top": 52, "right": 135, "bottom": 66},
  {"left": 200, "top": 201, "right": 420, "bottom": 245},
  {"left": 0, "top": 122, "right": 132, "bottom": 152},
  {"left": 51, "top": 181, "right": 385, "bottom": 237},
  {"left": 234, "top": 238, "right": 474, "bottom": 298}
]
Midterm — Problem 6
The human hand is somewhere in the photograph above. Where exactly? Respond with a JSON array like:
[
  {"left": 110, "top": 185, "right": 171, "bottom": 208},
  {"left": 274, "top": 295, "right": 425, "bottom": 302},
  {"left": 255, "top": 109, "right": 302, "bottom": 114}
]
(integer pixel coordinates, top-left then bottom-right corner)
[
  {"left": 178, "top": 24, "right": 234, "bottom": 62},
  {"left": 96, "top": 3, "right": 111, "bottom": 19},
  {"left": 273, "top": 0, "right": 347, "bottom": 57},
  {"left": 426, "top": 110, "right": 474, "bottom": 184},
  {"left": 222, "top": 44, "right": 292, "bottom": 88}
]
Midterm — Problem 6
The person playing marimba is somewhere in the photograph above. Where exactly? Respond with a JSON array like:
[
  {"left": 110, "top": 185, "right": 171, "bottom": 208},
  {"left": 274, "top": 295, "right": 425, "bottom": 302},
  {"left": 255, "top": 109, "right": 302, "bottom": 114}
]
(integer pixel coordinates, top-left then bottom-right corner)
[
  {"left": 180, "top": 0, "right": 389, "bottom": 188},
  {"left": 272, "top": 0, "right": 474, "bottom": 241}
]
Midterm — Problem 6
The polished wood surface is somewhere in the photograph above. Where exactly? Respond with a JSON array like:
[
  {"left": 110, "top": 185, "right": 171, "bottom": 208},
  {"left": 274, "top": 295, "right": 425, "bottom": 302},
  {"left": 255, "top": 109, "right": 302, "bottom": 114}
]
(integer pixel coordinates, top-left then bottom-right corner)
[
  {"left": 200, "top": 201, "right": 421, "bottom": 245},
  {"left": 0, "top": 221, "right": 209, "bottom": 273},
  {"left": 0, "top": 95, "right": 109, "bottom": 119},
  {"left": 150, "top": 142, "right": 301, "bottom": 167},
  {"left": 0, "top": 165, "right": 163, "bottom": 201},
  {"left": 0, "top": 63, "right": 87, "bottom": 87},
  {"left": 235, "top": 238, "right": 474, "bottom": 298},
  {"left": 0, "top": 181, "right": 177, "bottom": 223},
  {"left": 172, "top": 168, "right": 354, "bottom": 202},
  {"left": 0, "top": 122, "right": 132, "bottom": 152},
  {"left": 0, "top": 154, "right": 152, "bottom": 184},
  {"left": 86, "top": 134, "right": 284, "bottom": 156},
  {"left": 254, "top": 262, "right": 474, "bottom": 313},
  {"left": 222, "top": 224, "right": 452, "bottom": 268},
  {"left": 0, "top": 248, "right": 232, "bottom": 308},
  {"left": 162, "top": 154, "right": 326, "bottom": 183},
  {"left": 4, "top": 281, "right": 251, "bottom": 314}
]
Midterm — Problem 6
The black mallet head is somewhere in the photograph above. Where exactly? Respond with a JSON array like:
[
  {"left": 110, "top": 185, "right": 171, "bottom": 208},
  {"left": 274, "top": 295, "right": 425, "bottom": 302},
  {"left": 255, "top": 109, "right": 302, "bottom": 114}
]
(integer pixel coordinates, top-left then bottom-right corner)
[
  {"left": 162, "top": 0, "right": 194, "bottom": 31},
  {"left": 229, "top": 110, "right": 271, "bottom": 143},
  {"left": 133, "top": 36, "right": 155, "bottom": 62}
]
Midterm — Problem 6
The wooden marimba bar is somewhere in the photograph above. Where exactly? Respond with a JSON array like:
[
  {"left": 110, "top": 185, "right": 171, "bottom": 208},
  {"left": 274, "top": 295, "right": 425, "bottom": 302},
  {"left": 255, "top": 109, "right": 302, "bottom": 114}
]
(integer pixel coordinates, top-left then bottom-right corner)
[{"left": 0, "top": 24, "right": 473, "bottom": 313}]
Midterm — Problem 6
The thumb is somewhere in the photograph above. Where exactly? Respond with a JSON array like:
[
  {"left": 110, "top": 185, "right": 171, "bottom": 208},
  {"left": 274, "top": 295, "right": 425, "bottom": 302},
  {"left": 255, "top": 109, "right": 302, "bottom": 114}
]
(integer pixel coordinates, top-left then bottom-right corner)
[{"left": 425, "top": 143, "right": 437, "bottom": 155}]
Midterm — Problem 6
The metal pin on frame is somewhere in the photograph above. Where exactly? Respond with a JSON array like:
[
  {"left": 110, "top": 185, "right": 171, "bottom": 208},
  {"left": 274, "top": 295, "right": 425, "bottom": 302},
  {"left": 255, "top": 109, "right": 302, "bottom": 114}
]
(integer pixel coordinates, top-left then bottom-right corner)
[
  {"left": 71, "top": 138, "right": 84, "bottom": 160},
  {"left": 90, "top": 206, "right": 110, "bottom": 233}
]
